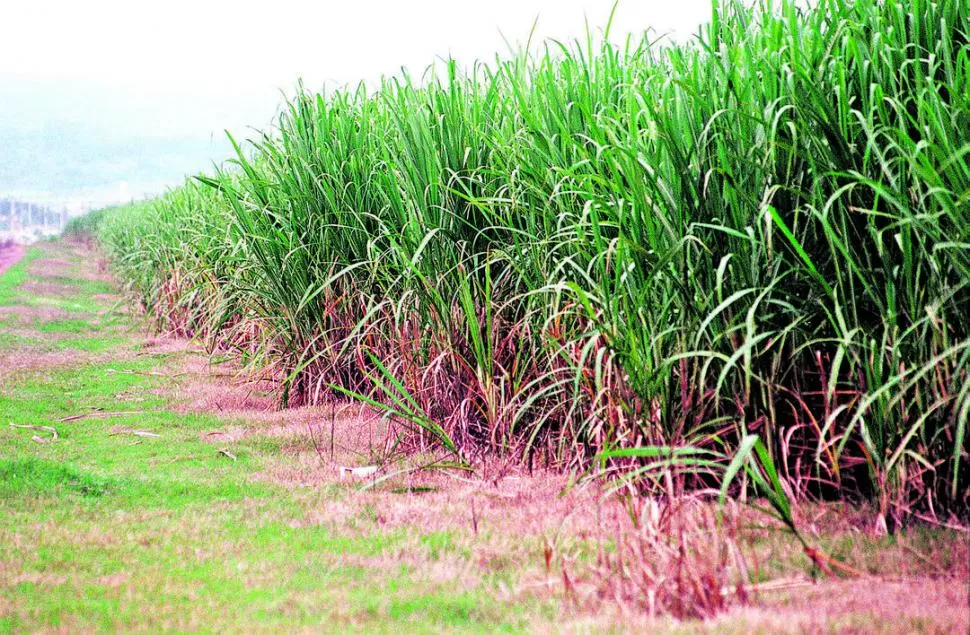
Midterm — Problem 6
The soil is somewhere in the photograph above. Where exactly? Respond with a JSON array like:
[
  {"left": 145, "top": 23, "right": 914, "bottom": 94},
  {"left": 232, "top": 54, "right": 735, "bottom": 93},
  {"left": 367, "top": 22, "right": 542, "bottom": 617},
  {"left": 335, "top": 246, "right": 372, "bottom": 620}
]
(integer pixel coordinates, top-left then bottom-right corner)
[{"left": 0, "top": 241, "right": 26, "bottom": 277}]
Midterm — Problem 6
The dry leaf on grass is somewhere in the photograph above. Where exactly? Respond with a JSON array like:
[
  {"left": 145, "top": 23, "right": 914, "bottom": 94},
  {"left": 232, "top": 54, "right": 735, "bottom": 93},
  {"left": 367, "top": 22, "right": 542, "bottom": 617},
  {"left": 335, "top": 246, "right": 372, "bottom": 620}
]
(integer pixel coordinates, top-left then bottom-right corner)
[
  {"left": 9, "top": 423, "right": 58, "bottom": 443},
  {"left": 60, "top": 411, "right": 146, "bottom": 422}
]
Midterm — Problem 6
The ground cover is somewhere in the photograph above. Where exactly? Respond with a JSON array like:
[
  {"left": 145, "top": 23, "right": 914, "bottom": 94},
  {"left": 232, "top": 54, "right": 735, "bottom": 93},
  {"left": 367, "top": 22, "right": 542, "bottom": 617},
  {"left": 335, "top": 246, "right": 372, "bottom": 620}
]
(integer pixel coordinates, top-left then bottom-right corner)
[{"left": 1, "top": 240, "right": 966, "bottom": 632}]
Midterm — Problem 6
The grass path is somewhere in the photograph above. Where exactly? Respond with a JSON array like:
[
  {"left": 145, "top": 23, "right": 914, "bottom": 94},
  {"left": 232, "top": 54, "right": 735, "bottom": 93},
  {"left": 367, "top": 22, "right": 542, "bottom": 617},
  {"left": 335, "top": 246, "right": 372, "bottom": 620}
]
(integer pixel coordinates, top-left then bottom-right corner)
[
  {"left": 1, "top": 241, "right": 967, "bottom": 633},
  {"left": 0, "top": 243, "right": 24, "bottom": 278},
  {"left": 0, "top": 241, "right": 554, "bottom": 632}
]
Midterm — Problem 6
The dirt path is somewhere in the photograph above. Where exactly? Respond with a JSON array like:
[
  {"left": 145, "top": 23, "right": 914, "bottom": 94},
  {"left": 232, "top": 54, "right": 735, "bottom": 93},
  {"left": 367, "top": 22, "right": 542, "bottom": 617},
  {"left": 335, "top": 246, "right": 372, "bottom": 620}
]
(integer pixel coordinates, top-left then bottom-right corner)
[
  {"left": 0, "top": 240, "right": 26, "bottom": 277},
  {"left": 0, "top": 240, "right": 967, "bottom": 633}
]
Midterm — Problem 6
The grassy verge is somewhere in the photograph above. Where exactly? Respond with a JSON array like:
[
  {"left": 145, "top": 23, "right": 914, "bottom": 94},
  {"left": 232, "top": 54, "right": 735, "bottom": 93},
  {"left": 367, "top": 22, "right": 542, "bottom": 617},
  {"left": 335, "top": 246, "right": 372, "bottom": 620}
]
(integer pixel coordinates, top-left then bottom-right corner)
[
  {"left": 0, "top": 243, "right": 544, "bottom": 632},
  {"left": 1, "top": 240, "right": 967, "bottom": 631}
]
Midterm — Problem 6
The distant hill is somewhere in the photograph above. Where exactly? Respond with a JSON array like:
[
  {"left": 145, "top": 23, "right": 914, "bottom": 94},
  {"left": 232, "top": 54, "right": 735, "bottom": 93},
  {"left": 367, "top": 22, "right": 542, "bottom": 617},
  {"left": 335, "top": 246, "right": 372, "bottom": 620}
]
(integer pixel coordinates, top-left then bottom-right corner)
[
  {"left": 0, "top": 74, "right": 263, "bottom": 205},
  {"left": 0, "top": 122, "right": 229, "bottom": 202}
]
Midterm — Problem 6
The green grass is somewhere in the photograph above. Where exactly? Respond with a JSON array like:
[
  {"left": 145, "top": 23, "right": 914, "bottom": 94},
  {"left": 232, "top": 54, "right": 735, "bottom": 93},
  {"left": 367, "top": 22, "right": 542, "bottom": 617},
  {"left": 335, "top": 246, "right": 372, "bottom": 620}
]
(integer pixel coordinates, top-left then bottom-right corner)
[
  {"left": 1, "top": 495, "right": 526, "bottom": 631},
  {"left": 0, "top": 249, "right": 40, "bottom": 306},
  {"left": 0, "top": 250, "right": 130, "bottom": 355},
  {"left": 2, "top": 239, "right": 966, "bottom": 630}
]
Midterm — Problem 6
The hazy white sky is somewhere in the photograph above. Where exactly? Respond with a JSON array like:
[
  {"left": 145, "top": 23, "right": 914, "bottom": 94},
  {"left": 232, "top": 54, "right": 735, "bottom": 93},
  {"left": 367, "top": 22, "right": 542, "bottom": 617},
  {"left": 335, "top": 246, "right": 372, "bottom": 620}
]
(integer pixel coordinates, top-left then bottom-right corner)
[
  {"left": 3, "top": 1, "right": 711, "bottom": 103},
  {"left": 1, "top": 0, "right": 713, "bottom": 202}
]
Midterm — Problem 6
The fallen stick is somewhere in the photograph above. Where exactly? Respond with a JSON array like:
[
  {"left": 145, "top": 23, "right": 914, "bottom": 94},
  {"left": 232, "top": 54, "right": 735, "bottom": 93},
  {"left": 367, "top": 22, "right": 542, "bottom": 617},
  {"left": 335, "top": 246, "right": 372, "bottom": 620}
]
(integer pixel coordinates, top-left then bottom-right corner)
[
  {"left": 804, "top": 545, "right": 868, "bottom": 578},
  {"left": 59, "top": 411, "right": 145, "bottom": 422},
  {"left": 900, "top": 544, "right": 947, "bottom": 575},
  {"left": 9, "top": 423, "right": 57, "bottom": 443},
  {"left": 912, "top": 512, "right": 970, "bottom": 534},
  {"left": 108, "top": 426, "right": 161, "bottom": 438},
  {"left": 105, "top": 369, "right": 189, "bottom": 378},
  {"left": 731, "top": 577, "right": 815, "bottom": 595}
]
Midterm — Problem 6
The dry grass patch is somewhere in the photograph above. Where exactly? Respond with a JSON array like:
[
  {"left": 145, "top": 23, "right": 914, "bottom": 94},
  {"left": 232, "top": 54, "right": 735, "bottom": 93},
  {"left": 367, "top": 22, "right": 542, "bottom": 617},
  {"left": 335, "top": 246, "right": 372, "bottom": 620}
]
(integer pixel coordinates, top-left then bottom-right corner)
[
  {"left": 0, "top": 305, "right": 74, "bottom": 323},
  {"left": 15, "top": 280, "right": 82, "bottom": 298},
  {"left": 26, "top": 257, "right": 75, "bottom": 278},
  {"left": 136, "top": 337, "right": 199, "bottom": 356},
  {"left": 707, "top": 578, "right": 969, "bottom": 634},
  {"left": 163, "top": 352, "right": 276, "bottom": 413},
  {"left": 0, "top": 349, "right": 106, "bottom": 381},
  {"left": 0, "top": 243, "right": 25, "bottom": 277},
  {"left": 133, "top": 325, "right": 970, "bottom": 626}
]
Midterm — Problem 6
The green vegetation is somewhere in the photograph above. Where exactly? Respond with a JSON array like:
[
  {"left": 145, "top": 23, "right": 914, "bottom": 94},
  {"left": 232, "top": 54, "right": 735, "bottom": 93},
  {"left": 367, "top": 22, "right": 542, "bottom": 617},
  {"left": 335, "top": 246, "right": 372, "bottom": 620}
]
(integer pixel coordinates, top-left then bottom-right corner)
[
  {"left": 62, "top": 205, "right": 117, "bottom": 240},
  {"left": 0, "top": 249, "right": 40, "bottom": 305},
  {"left": 93, "top": 0, "right": 968, "bottom": 528},
  {"left": 2, "top": 223, "right": 966, "bottom": 630}
]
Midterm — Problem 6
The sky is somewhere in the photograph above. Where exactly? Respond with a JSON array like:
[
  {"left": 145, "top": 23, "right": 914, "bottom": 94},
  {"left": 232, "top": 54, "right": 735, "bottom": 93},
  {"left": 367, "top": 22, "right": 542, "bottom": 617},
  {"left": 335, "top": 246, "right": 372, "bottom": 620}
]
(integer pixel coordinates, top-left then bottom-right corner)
[{"left": 0, "top": 0, "right": 713, "bottom": 209}]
